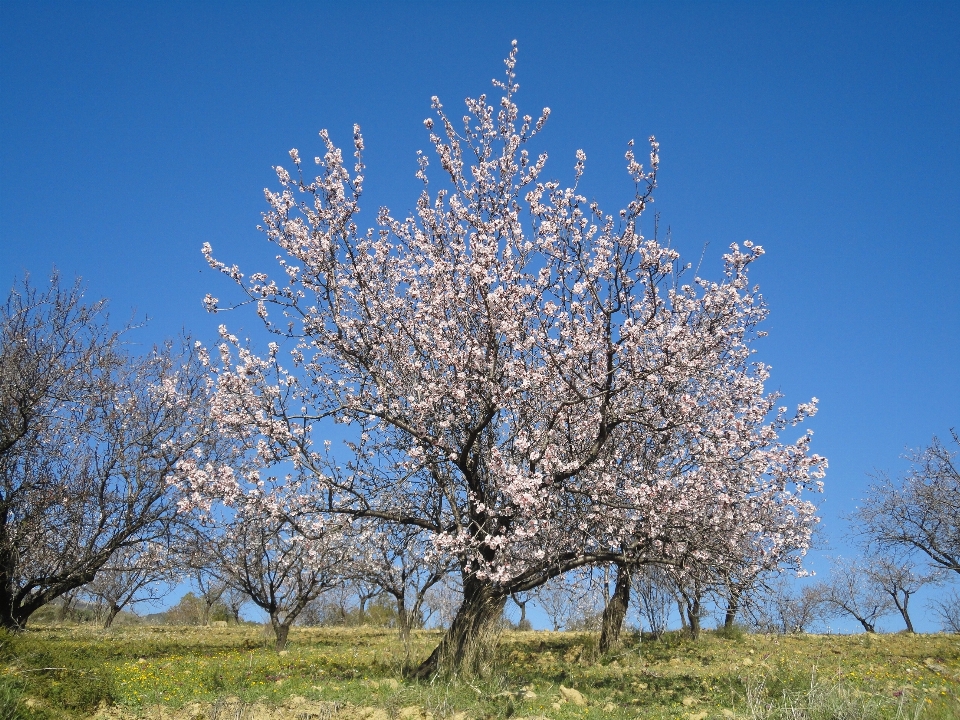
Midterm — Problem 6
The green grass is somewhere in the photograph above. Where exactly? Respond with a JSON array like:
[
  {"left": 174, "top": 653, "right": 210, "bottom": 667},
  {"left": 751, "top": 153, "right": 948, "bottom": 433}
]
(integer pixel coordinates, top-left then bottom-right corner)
[{"left": 1, "top": 624, "right": 958, "bottom": 719}]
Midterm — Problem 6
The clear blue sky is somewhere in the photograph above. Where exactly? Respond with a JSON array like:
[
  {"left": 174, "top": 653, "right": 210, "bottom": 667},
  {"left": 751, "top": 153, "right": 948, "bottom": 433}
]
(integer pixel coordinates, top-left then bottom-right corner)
[{"left": 2, "top": 2, "right": 958, "bottom": 631}]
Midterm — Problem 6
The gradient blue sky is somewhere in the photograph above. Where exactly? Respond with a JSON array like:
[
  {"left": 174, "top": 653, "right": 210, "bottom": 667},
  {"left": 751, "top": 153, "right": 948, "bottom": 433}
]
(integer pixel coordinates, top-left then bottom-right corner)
[{"left": 2, "top": 2, "right": 958, "bottom": 630}]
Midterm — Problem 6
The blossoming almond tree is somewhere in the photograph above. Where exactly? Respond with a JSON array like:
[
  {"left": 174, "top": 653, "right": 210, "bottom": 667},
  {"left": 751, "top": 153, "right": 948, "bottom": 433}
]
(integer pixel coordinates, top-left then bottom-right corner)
[
  {"left": 186, "top": 492, "right": 351, "bottom": 650},
  {"left": 353, "top": 523, "right": 454, "bottom": 651},
  {"left": 85, "top": 540, "right": 172, "bottom": 628},
  {"left": 202, "top": 43, "right": 825, "bottom": 676}
]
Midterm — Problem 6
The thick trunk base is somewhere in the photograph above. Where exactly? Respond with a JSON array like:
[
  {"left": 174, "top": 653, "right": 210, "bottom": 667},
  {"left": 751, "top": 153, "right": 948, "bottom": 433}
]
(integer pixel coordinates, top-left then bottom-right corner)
[
  {"left": 414, "top": 583, "right": 506, "bottom": 679},
  {"left": 272, "top": 620, "right": 291, "bottom": 651},
  {"left": 598, "top": 564, "right": 631, "bottom": 654}
]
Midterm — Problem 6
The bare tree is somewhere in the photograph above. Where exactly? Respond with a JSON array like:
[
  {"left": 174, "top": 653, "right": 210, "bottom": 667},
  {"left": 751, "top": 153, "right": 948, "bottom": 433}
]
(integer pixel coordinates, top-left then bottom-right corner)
[
  {"left": 818, "top": 557, "right": 893, "bottom": 633},
  {"left": 930, "top": 589, "right": 960, "bottom": 633},
  {"left": 855, "top": 432, "right": 960, "bottom": 576},
  {"left": 222, "top": 586, "right": 249, "bottom": 624},
  {"left": 743, "top": 579, "right": 825, "bottom": 634},
  {"left": 353, "top": 579, "right": 384, "bottom": 625},
  {"left": 0, "top": 274, "right": 219, "bottom": 629},
  {"left": 422, "top": 576, "right": 462, "bottom": 631},
  {"left": 667, "top": 569, "right": 708, "bottom": 639},
  {"left": 355, "top": 525, "right": 452, "bottom": 649},
  {"left": 632, "top": 565, "right": 672, "bottom": 638},
  {"left": 862, "top": 553, "right": 942, "bottom": 633},
  {"left": 196, "top": 508, "right": 349, "bottom": 650},
  {"left": 534, "top": 574, "right": 580, "bottom": 631},
  {"left": 192, "top": 569, "right": 228, "bottom": 627},
  {"left": 509, "top": 590, "right": 533, "bottom": 630},
  {"left": 86, "top": 541, "right": 171, "bottom": 628},
  {"left": 55, "top": 588, "right": 82, "bottom": 623}
]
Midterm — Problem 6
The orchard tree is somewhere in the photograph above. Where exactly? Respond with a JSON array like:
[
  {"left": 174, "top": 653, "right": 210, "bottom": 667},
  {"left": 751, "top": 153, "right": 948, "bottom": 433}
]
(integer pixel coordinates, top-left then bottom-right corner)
[
  {"left": 743, "top": 578, "right": 824, "bottom": 634},
  {"left": 355, "top": 524, "right": 453, "bottom": 649},
  {"left": 175, "top": 541, "right": 231, "bottom": 626},
  {"left": 222, "top": 586, "right": 249, "bottom": 624},
  {"left": 862, "top": 552, "right": 942, "bottom": 633},
  {"left": 818, "top": 557, "right": 893, "bottom": 633},
  {"left": 632, "top": 565, "right": 672, "bottom": 638},
  {"left": 182, "top": 483, "right": 351, "bottom": 650},
  {"left": 534, "top": 573, "right": 582, "bottom": 632},
  {"left": 422, "top": 576, "right": 462, "bottom": 630},
  {"left": 86, "top": 541, "right": 171, "bottom": 628},
  {"left": 508, "top": 590, "right": 533, "bottom": 630},
  {"left": 201, "top": 44, "right": 825, "bottom": 676},
  {"left": 930, "top": 590, "right": 960, "bottom": 633},
  {"left": 0, "top": 274, "right": 219, "bottom": 629},
  {"left": 855, "top": 432, "right": 960, "bottom": 576}
]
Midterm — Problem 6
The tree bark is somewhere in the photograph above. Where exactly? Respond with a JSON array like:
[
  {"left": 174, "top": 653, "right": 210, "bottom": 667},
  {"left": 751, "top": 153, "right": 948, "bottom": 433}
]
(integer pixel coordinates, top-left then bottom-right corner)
[
  {"left": 687, "top": 597, "right": 701, "bottom": 639},
  {"left": 677, "top": 599, "right": 689, "bottom": 633},
  {"left": 57, "top": 590, "right": 78, "bottom": 622},
  {"left": 103, "top": 604, "right": 122, "bottom": 629},
  {"left": 723, "top": 590, "right": 741, "bottom": 630},
  {"left": 414, "top": 579, "right": 506, "bottom": 679},
  {"left": 598, "top": 563, "right": 631, "bottom": 653},
  {"left": 271, "top": 617, "right": 291, "bottom": 651},
  {"left": 895, "top": 596, "right": 914, "bottom": 633},
  {"left": 513, "top": 595, "right": 528, "bottom": 629},
  {"left": 201, "top": 598, "right": 215, "bottom": 626},
  {"left": 397, "top": 595, "right": 412, "bottom": 648}
]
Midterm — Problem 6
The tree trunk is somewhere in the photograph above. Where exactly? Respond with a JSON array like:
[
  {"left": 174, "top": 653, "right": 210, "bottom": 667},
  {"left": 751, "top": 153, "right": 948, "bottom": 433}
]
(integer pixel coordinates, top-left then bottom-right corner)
[
  {"left": 0, "top": 542, "right": 93, "bottom": 631},
  {"left": 414, "top": 579, "right": 506, "bottom": 679},
  {"left": 677, "top": 599, "right": 689, "bottom": 632},
  {"left": 57, "top": 591, "right": 78, "bottom": 622},
  {"left": 515, "top": 597, "right": 528, "bottom": 629},
  {"left": 397, "top": 595, "right": 412, "bottom": 647},
  {"left": 598, "top": 563, "right": 631, "bottom": 654},
  {"left": 201, "top": 598, "right": 214, "bottom": 626},
  {"left": 103, "top": 604, "right": 122, "bottom": 629},
  {"left": 687, "top": 597, "right": 701, "bottom": 639},
  {"left": 723, "top": 587, "right": 741, "bottom": 630},
  {"left": 896, "top": 596, "right": 914, "bottom": 633},
  {"left": 271, "top": 617, "right": 291, "bottom": 651}
]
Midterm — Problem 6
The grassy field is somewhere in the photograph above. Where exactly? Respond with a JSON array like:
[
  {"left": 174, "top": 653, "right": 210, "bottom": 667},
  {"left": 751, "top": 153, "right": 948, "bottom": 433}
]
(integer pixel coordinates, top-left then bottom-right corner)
[{"left": 1, "top": 624, "right": 958, "bottom": 720}]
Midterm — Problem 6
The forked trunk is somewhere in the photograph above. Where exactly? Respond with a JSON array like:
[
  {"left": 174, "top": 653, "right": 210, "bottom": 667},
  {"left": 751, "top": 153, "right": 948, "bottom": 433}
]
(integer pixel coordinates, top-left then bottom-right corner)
[
  {"left": 895, "top": 596, "right": 914, "bottom": 633},
  {"left": 57, "top": 591, "right": 78, "bottom": 622},
  {"left": 598, "top": 563, "right": 631, "bottom": 653},
  {"left": 515, "top": 598, "right": 528, "bottom": 629},
  {"left": 414, "top": 579, "right": 506, "bottom": 679}
]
